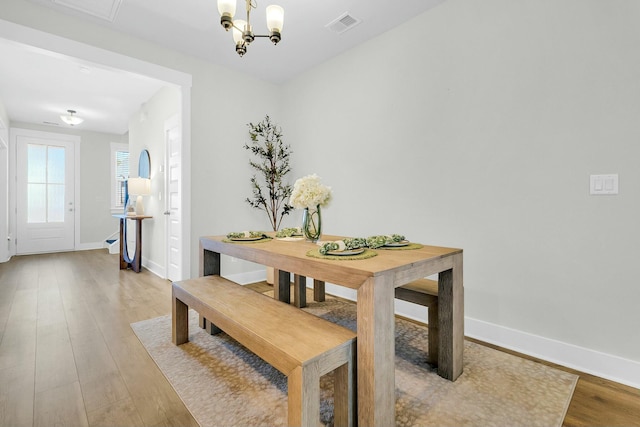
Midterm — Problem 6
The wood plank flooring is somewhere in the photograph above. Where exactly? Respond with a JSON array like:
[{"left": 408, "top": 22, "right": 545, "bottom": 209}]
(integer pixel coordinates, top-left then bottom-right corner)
[
  {"left": 0, "top": 250, "right": 638, "bottom": 426},
  {"left": 0, "top": 250, "right": 198, "bottom": 427}
]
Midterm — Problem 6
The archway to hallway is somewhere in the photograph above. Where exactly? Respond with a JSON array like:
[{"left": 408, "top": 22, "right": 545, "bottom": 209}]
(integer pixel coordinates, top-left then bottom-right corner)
[{"left": 0, "top": 20, "right": 192, "bottom": 280}]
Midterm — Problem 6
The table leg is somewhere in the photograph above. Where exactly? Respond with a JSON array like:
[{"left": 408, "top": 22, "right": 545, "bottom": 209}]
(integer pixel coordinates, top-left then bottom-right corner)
[
  {"left": 313, "top": 279, "right": 325, "bottom": 302},
  {"left": 200, "top": 248, "right": 221, "bottom": 276},
  {"left": 118, "top": 219, "right": 127, "bottom": 270},
  {"left": 277, "top": 270, "right": 291, "bottom": 304},
  {"left": 131, "top": 219, "right": 143, "bottom": 273},
  {"left": 356, "top": 276, "right": 396, "bottom": 427},
  {"left": 199, "top": 247, "right": 221, "bottom": 333},
  {"left": 294, "top": 274, "right": 307, "bottom": 308},
  {"left": 437, "top": 252, "right": 464, "bottom": 381}
]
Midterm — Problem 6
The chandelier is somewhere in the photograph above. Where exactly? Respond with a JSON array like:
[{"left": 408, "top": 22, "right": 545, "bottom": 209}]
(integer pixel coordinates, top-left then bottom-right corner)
[{"left": 217, "top": 0, "right": 284, "bottom": 57}]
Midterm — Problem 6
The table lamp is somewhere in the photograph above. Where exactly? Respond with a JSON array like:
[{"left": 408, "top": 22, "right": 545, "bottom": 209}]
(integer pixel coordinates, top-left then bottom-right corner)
[{"left": 127, "top": 177, "right": 151, "bottom": 216}]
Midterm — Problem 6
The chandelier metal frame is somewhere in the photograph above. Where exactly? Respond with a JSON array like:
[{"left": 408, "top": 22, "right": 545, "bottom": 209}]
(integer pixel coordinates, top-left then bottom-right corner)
[{"left": 217, "top": 0, "right": 284, "bottom": 57}]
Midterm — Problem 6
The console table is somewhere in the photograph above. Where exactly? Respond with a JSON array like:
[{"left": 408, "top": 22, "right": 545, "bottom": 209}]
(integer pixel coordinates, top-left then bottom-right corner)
[{"left": 113, "top": 214, "right": 152, "bottom": 272}]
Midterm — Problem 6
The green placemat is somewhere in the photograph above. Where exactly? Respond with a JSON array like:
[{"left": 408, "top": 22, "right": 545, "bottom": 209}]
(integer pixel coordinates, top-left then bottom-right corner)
[
  {"left": 376, "top": 243, "right": 423, "bottom": 250},
  {"left": 306, "top": 248, "right": 378, "bottom": 260},
  {"left": 223, "top": 237, "right": 273, "bottom": 244}
]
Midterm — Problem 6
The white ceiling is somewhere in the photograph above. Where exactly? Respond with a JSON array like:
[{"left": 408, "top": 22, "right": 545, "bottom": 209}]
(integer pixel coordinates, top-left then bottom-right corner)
[{"left": 0, "top": 0, "right": 445, "bottom": 134}]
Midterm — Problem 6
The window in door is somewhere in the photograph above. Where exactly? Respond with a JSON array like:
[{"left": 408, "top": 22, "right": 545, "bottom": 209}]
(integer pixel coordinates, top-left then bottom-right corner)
[{"left": 27, "top": 144, "right": 66, "bottom": 223}]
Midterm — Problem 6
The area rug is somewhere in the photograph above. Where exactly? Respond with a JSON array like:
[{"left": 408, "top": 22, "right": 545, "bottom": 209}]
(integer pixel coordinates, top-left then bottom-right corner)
[{"left": 131, "top": 297, "right": 577, "bottom": 427}]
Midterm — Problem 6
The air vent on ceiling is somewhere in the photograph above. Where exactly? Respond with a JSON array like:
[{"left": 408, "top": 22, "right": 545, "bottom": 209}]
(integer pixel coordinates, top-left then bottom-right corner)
[
  {"left": 43, "top": 121, "right": 60, "bottom": 126},
  {"left": 326, "top": 12, "right": 362, "bottom": 34},
  {"left": 52, "top": 0, "right": 123, "bottom": 22}
]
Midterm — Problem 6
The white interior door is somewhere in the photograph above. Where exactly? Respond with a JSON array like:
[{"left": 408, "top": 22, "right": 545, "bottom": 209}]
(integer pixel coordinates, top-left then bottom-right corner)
[
  {"left": 0, "top": 119, "right": 8, "bottom": 262},
  {"left": 16, "top": 134, "right": 75, "bottom": 254},
  {"left": 165, "top": 114, "right": 181, "bottom": 281}
]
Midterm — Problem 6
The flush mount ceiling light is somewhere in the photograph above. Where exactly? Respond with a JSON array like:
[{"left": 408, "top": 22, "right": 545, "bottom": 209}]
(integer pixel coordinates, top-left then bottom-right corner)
[
  {"left": 217, "top": 0, "right": 284, "bottom": 57},
  {"left": 60, "top": 109, "right": 84, "bottom": 126}
]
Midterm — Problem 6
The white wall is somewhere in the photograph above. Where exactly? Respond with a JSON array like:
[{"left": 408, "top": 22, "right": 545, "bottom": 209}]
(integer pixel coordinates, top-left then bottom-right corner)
[
  {"left": 128, "top": 86, "right": 180, "bottom": 274},
  {"left": 0, "top": 0, "right": 279, "bottom": 278},
  {"left": 10, "top": 122, "right": 128, "bottom": 248},
  {"left": 281, "top": 0, "right": 640, "bottom": 384}
]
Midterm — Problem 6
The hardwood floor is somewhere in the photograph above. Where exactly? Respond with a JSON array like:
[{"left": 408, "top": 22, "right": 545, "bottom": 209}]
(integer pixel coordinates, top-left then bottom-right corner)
[
  {"left": 0, "top": 250, "right": 198, "bottom": 427},
  {"left": 0, "top": 250, "right": 638, "bottom": 426}
]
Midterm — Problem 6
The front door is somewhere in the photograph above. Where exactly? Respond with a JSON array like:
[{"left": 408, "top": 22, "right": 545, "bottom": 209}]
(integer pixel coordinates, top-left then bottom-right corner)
[{"left": 16, "top": 131, "right": 76, "bottom": 254}]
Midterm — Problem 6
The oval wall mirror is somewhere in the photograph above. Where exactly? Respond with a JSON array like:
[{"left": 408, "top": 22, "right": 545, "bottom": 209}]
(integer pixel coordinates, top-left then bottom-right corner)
[{"left": 138, "top": 149, "right": 151, "bottom": 178}]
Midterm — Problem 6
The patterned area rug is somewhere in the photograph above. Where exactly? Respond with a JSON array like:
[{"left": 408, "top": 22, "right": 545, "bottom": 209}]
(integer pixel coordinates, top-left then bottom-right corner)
[{"left": 131, "top": 297, "right": 577, "bottom": 427}]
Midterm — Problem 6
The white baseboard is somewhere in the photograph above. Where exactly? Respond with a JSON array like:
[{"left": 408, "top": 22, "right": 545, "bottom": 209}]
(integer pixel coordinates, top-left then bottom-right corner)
[
  {"left": 75, "top": 242, "right": 104, "bottom": 251},
  {"left": 138, "top": 259, "right": 268, "bottom": 284},
  {"left": 224, "top": 271, "right": 640, "bottom": 390},
  {"left": 465, "top": 317, "right": 640, "bottom": 390},
  {"left": 224, "top": 269, "right": 267, "bottom": 285},
  {"left": 165, "top": 266, "right": 267, "bottom": 285},
  {"left": 143, "top": 257, "right": 165, "bottom": 279}
]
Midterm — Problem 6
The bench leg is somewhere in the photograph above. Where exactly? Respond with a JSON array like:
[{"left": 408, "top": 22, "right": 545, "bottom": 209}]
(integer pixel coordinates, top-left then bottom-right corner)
[
  {"left": 287, "top": 365, "right": 320, "bottom": 427},
  {"left": 313, "top": 279, "right": 325, "bottom": 302},
  {"left": 172, "top": 294, "right": 189, "bottom": 345},
  {"left": 333, "top": 357, "right": 355, "bottom": 427}
]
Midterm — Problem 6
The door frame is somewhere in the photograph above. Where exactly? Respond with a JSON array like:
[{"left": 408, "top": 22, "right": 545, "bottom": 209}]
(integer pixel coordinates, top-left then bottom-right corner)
[
  {"left": 10, "top": 128, "right": 80, "bottom": 254},
  {"left": 0, "top": 116, "right": 8, "bottom": 262},
  {"left": 164, "top": 113, "right": 181, "bottom": 281},
  {"left": 1, "top": 19, "right": 192, "bottom": 280}
]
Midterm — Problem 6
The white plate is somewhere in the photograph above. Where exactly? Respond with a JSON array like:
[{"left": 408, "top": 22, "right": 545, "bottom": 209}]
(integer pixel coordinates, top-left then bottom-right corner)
[
  {"left": 326, "top": 247, "right": 365, "bottom": 256},
  {"left": 276, "top": 236, "right": 305, "bottom": 241},
  {"left": 383, "top": 240, "right": 410, "bottom": 247}
]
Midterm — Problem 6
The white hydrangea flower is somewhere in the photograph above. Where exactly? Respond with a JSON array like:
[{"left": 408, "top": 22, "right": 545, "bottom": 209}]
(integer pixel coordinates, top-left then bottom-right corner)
[{"left": 289, "top": 174, "right": 332, "bottom": 209}]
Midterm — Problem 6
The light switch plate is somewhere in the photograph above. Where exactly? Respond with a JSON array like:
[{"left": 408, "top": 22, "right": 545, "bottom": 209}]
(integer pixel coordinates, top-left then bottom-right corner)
[{"left": 590, "top": 174, "right": 618, "bottom": 195}]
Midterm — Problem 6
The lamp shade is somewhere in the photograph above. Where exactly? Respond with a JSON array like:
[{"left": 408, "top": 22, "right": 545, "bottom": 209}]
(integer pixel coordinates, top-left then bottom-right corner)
[
  {"left": 60, "top": 109, "right": 84, "bottom": 126},
  {"left": 266, "top": 5, "right": 284, "bottom": 32},
  {"left": 217, "top": 0, "right": 236, "bottom": 17},
  {"left": 232, "top": 19, "right": 247, "bottom": 43},
  {"left": 127, "top": 177, "right": 151, "bottom": 196}
]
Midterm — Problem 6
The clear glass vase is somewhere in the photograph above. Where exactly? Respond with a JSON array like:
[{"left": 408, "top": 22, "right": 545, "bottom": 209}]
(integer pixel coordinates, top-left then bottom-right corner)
[{"left": 302, "top": 205, "right": 322, "bottom": 242}]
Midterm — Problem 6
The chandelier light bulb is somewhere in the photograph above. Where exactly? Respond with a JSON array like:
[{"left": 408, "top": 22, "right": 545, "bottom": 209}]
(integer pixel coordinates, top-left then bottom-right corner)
[
  {"left": 217, "top": 0, "right": 236, "bottom": 17},
  {"left": 232, "top": 19, "right": 247, "bottom": 44},
  {"left": 217, "top": 0, "right": 236, "bottom": 30},
  {"left": 266, "top": 5, "right": 284, "bottom": 32},
  {"left": 266, "top": 5, "right": 283, "bottom": 44},
  {"left": 232, "top": 19, "right": 248, "bottom": 56}
]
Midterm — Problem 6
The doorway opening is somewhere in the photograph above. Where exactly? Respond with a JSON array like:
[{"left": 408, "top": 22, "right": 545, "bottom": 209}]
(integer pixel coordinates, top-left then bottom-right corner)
[{"left": 1, "top": 20, "right": 192, "bottom": 280}]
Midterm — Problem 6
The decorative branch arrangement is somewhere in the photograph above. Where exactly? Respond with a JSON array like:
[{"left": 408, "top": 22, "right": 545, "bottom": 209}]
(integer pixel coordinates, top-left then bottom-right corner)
[{"left": 244, "top": 115, "right": 293, "bottom": 231}]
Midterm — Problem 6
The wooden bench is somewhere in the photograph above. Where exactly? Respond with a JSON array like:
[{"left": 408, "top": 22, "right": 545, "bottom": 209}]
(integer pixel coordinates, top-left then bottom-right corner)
[
  {"left": 303, "top": 276, "right": 440, "bottom": 366},
  {"left": 172, "top": 275, "right": 357, "bottom": 427},
  {"left": 394, "top": 278, "right": 439, "bottom": 366}
]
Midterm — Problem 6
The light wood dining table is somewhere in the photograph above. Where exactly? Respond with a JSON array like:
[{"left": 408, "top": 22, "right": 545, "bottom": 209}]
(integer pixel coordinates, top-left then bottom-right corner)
[{"left": 199, "top": 234, "right": 463, "bottom": 427}]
